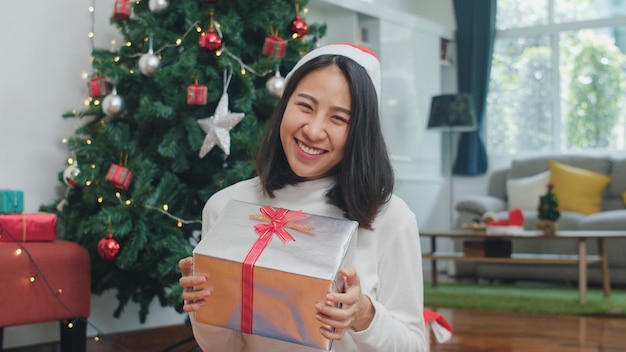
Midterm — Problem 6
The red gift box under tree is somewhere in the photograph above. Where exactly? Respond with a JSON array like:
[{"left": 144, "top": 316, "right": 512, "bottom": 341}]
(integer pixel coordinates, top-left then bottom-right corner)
[{"left": 0, "top": 213, "right": 57, "bottom": 242}]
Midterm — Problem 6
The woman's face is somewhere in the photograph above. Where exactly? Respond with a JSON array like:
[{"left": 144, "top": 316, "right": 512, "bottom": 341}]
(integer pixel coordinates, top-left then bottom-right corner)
[{"left": 280, "top": 65, "right": 351, "bottom": 180}]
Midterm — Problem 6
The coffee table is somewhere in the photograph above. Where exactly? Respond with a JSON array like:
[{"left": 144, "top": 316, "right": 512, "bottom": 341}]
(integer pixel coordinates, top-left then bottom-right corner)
[{"left": 420, "top": 230, "right": 626, "bottom": 303}]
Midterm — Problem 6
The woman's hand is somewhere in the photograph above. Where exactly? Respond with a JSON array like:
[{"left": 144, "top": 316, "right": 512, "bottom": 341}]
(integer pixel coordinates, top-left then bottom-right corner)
[
  {"left": 178, "top": 256, "right": 212, "bottom": 313},
  {"left": 314, "top": 267, "right": 375, "bottom": 340}
]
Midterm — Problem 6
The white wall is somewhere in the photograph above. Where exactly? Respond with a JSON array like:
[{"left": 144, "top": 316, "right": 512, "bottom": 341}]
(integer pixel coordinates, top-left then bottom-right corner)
[{"left": 1, "top": 0, "right": 456, "bottom": 349}]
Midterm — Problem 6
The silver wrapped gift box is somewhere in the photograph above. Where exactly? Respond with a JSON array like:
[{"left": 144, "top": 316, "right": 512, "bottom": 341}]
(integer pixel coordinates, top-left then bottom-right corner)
[{"left": 193, "top": 199, "right": 358, "bottom": 350}]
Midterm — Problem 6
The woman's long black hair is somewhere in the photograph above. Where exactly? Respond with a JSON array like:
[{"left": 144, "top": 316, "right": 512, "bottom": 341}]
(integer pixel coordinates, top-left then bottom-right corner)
[{"left": 255, "top": 54, "right": 394, "bottom": 229}]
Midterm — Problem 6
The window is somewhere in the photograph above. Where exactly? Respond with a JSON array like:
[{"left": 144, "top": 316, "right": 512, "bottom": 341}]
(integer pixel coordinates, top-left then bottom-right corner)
[{"left": 487, "top": 0, "right": 626, "bottom": 155}]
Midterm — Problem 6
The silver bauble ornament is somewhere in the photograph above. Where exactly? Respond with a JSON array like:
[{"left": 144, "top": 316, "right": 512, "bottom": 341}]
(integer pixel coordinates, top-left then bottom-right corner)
[
  {"left": 266, "top": 71, "right": 285, "bottom": 97},
  {"left": 149, "top": 0, "right": 169, "bottom": 12},
  {"left": 102, "top": 91, "right": 125, "bottom": 116},
  {"left": 139, "top": 52, "right": 160, "bottom": 76},
  {"left": 63, "top": 163, "right": 80, "bottom": 186}
]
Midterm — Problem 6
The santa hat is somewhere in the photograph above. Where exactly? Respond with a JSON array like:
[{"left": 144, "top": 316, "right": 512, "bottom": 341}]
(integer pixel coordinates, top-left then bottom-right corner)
[
  {"left": 424, "top": 309, "right": 453, "bottom": 343},
  {"left": 285, "top": 42, "right": 382, "bottom": 104}
]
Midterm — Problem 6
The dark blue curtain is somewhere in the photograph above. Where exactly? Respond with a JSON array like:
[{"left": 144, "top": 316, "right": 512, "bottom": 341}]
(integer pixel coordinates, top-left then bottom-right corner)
[{"left": 451, "top": 0, "right": 496, "bottom": 175}]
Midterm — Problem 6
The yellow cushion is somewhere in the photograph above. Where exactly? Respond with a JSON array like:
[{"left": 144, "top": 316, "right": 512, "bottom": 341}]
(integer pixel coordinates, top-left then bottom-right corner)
[
  {"left": 622, "top": 192, "right": 626, "bottom": 206},
  {"left": 548, "top": 160, "right": 611, "bottom": 215}
]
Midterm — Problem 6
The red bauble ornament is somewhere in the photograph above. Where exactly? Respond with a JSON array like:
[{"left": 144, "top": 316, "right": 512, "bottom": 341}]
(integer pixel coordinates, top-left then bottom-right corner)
[
  {"left": 199, "top": 27, "right": 222, "bottom": 52},
  {"left": 97, "top": 233, "right": 120, "bottom": 261},
  {"left": 289, "top": 15, "right": 308, "bottom": 38}
]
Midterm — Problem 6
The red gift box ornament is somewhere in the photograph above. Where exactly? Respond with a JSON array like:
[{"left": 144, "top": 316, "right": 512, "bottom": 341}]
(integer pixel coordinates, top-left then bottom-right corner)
[
  {"left": 112, "top": 0, "right": 131, "bottom": 20},
  {"left": 89, "top": 76, "right": 110, "bottom": 98},
  {"left": 242, "top": 206, "right": 315, "bottom": 334},
  {"left": 187, "top": 81, "right": 208, "bottom": 105},
  {"left": 262, "top": 31, "right": 287, "bottom": 58},
  {"left": 105, "top": 151, "right": 133, "bottom": 190}
]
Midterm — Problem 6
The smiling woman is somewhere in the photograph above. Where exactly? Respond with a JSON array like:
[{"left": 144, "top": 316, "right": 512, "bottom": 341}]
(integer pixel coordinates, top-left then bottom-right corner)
[{"left": 178, "top": 43, "right": 428, "bottom": 352}]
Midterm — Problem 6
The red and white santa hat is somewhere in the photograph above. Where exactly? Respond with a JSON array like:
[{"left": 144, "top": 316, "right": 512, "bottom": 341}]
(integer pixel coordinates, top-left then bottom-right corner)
[{"left": 285, "top": 42, "right": 382, "bottom": 104}]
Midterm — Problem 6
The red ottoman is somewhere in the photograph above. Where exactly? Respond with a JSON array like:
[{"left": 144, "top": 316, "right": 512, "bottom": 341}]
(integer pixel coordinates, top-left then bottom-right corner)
[{"left": 0, "top": 240, "right": 91, "bottom": 351}]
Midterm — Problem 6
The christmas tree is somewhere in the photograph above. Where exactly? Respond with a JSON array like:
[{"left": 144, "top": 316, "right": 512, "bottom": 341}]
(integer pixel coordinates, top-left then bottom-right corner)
[
  {"left": 42, "top": 0, "right": 325, "bottom": 322},
  {"left": 537, "top": 182, "right": 560, "bottom": 236},
  {"left": 538, "top": 183, "right": 560, "bottom": 221}
]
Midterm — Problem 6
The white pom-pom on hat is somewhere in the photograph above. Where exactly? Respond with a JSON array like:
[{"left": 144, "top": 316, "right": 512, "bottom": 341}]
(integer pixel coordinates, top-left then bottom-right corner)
[{"left": 285, "top": 42, "right": 381, "bottom": 104}]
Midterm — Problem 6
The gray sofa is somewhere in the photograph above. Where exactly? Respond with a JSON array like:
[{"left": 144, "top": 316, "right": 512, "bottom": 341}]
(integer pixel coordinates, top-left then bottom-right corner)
[{"left": 454, "top": 154, "right": 626, "bottom": 285}]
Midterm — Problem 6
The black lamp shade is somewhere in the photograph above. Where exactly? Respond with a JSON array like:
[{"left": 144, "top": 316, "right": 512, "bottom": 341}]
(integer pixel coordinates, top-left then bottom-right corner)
[{"left": 427, "top": 93, "right": 477, "bottom": 131}]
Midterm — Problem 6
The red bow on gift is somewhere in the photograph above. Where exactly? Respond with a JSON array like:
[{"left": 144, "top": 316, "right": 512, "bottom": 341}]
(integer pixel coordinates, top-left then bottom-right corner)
[
  {"left": 241, "top": 206, "right": 311, "bottom": 334},
  {"left": 252, "top": 206, "right": 306, "bottom": 243}
]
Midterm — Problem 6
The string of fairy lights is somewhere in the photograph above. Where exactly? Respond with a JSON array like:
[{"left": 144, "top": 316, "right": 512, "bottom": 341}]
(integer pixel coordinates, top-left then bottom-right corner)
[{"left": 0, "top": 223, "right": 130, "bottom": 350}]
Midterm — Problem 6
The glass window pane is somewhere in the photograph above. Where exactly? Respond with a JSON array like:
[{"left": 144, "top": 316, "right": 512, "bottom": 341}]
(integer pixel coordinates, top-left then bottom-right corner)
[
  {"left": 496, "top": 0, "right": 548, "bottom": 30},
  {"left": 560, "top": 27, "right": 626, "bottom": 151},
  {"left": 555, "top": 0, "right": 626, "bottom": 23},
  {"left": 487, "top": 35, "right": 554, "bottom": 154}
]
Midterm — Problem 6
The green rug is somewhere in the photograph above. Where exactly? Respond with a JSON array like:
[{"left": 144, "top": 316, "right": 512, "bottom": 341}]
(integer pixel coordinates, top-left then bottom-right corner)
[{"left": 424, "top": 282, "right": 626, "bottom": 316}]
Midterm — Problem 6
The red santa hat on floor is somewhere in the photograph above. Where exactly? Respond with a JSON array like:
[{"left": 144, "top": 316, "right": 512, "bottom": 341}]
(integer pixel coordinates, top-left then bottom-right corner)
[
  {"left": 424, "top": 309, "right": 453, "bottom": 343},
  {"left": 285, "top": 42, "right": 382, "bottom": 104}
]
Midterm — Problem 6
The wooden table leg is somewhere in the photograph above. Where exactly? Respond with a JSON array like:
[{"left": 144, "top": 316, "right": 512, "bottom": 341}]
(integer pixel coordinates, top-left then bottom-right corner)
[
  {"left": 598, "top": 238, "right": 611, "bottom": 298},
  {"left": 578, "top": 238, "right": 587, "bottom": 304},
  {"left": 430, "top": 236, "right": 438, "bottom": 287}
]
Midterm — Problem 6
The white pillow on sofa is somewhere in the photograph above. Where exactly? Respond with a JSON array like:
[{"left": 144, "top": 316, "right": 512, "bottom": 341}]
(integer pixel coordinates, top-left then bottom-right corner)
[{"left": 506, "top": 171, "right": 551, "bottom": 210}]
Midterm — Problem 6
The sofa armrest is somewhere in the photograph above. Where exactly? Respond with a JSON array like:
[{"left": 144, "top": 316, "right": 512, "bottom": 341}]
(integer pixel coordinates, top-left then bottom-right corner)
[{"left": 456, "top": 195, "right": 507, "bottom": 217}]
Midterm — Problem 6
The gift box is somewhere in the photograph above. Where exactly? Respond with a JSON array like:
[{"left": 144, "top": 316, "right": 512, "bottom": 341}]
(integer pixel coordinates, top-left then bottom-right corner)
[
  {"left": 112, "top": 0, "right": 131, "bottom": 20},
  {"left": 105, "top": 164, "right": 133, "bottom": 190},
  {"left": 89, "top": 76, "right": 110, "bottom": 97},
  {"left": 0, "top": 190, "right": 24, "bottom": 214},
  {"left": 193, "top": 200, "right": 357, "bottom": 350},
  {"left": 0, "top": 213, "right": 57, "bottom": 242},
  {"left": 262, "top": 35, "right": 287, "bottom": 58},
  {"left": 187, "top": 83, "right": 208, "bottom": 105}
]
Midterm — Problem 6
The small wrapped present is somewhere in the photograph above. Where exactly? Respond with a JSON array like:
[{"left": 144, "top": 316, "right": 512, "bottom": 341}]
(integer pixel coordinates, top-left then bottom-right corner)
[
  {"left": 187, "top": 83, "right": 208, "bottom": 105},
  {"left": 112, "top": 0, "right": 131, "bottom": 20},
  {"left": 105, "top": 164, "right": 133, "bottom": 190},
  {"left": 89, "top": 76, "right": 110, "bottom": 97},
  {"left": 193, "top": 200, "right": 357, "bottom": 350},
  {"left": 0, "top": 213, "right": 57, "bottom": 242},
  {"left": 262, "top": 34, "right": 287, "bottom": 58},
  {"left": 0, "top": 190, "right": 24, "bottom": 214}
]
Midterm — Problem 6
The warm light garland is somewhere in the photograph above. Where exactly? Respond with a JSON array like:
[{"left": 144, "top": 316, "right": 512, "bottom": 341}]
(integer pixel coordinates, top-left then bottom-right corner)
[{"left": 1, "top": 224, "right": 104, "bottom": 342}]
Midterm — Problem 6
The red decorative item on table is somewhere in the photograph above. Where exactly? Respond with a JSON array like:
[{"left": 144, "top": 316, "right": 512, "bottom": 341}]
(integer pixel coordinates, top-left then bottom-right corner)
[
  {"left": 187, "top": 82, "right": 208, "bottom": 105},
  {"left": 112, "top": 0, "right": 131, "bottom": 20},
  {"left": 0, "top": 213, "right": 57, "bottom": 242},
  {"left": 89, "top": 76, "right": 110, "bottom": 98},
  {"left": 262, "top": 34, "right": 287, "bottom": 58}
]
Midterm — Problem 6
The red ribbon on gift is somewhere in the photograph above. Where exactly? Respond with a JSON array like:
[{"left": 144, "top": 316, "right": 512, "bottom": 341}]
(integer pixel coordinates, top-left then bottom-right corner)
[{"left": 241, "top": 205, "right": 306, "bottom": 334}]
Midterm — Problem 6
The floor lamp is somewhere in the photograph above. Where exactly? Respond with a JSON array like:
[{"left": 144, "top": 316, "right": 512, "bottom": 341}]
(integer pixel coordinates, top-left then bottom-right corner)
[{"left": 427, "top": 93, "right": 477, "bottom": 230}]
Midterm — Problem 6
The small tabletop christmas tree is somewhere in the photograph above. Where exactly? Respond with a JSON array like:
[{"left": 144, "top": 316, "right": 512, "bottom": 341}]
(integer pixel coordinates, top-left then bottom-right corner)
[{"left": 537, "top": 183, "right": 560, "bottom": 235}]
